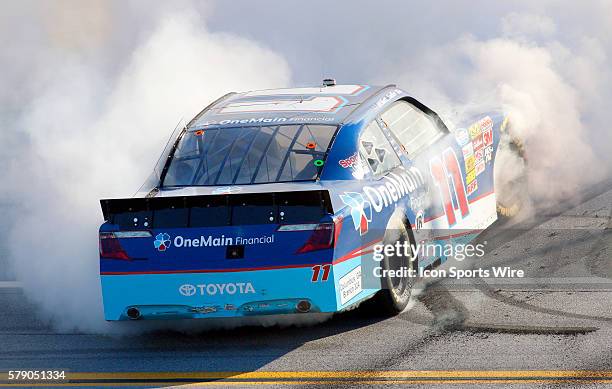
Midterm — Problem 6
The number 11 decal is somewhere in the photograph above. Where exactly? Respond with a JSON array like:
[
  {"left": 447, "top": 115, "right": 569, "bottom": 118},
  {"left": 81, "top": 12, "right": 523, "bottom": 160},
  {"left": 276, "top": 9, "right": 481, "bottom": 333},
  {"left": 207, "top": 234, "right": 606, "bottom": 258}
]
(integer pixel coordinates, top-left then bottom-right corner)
[{"left": 429, "top": 148, "right": 469, "bottom": 226}]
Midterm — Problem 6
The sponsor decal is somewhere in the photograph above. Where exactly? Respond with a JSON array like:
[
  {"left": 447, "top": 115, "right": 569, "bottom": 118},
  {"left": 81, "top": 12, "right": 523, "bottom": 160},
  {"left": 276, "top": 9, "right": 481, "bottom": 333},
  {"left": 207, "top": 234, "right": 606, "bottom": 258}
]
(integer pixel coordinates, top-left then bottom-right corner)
[
  {"left": 200, "top": 117, "right": 288, "bottom": 127},
  {"left": 339, "top": 192, "right": 371, "bottom": 235},
  {"left": 468, "top": 123, "right": 481, "bottom": 139},
  {"left": 466, "top": 169, "right": 476, "bottom": 184},
  {"left": 485, "top": 145, "right": 493, "bottom": 163},
  {"left": 462, "top": 143, "right": 474, "bottom": 159},
  {"left": 464, "top": 155, "right": 475, "bottom": 173},
  {"left": 179, "top": 284, "right": 196, "bottom": 296},
  {"left": 339, "top": 265, "right": 362, "bottom": 305},
  {"left": 173, "top": 234, "right": 274, "bottom": 248},
  {"left": 475, "top": 160, "right": 485, "bottom": 176},
  {"left": 179, "top": 282, "right": 256, "bottom": 297},
  {"left": 224, "top": 304, "right": 237, "bottom": 311},
  {"left": 473, "top": 134, "right": 484, "bottom": 151},
  {"left": 479, "top": 116, "right": 493, "bottom": 133},
  {"left": 483, "top": 127, "right": 493, "bottom": 147},
  {"left": 466, "top": 179, "right": 478, "bottom": 195},
  {"left": 287, "top": 116, "right": 335, "bottom": 122},
  {"left": 340, "top": 167, "right": 425, "bottom": 235},
  {"left": 474, "top": 148, "right": 484, "bottom": 163},
  {"left": 455, "top": 128, "right": 470, "bottom": 146},
  {"left": 212, "top": 186, "right": 243, "bottom": 195},
  {"left": 460, "top": 116, "right": 493, "bottom": 192},
  {"left": 468, "top": 116, "right": 493, "bottom": 140},
  {"left": 199, "top": 115, "right": 337, "bottom": 127},
  {"left": 339, "top": 152, "right": 359, "bottom": 169},
  {"left": 154, "top": 233, "right": 171, "bottom": 252}
]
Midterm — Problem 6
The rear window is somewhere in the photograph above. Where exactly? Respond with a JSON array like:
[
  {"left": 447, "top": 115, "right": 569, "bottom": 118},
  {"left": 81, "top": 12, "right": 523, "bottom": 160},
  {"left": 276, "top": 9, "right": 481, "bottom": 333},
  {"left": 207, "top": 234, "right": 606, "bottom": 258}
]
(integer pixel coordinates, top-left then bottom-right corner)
[{"left": 162, "top": 124, "right": 337, "bottom": 186}]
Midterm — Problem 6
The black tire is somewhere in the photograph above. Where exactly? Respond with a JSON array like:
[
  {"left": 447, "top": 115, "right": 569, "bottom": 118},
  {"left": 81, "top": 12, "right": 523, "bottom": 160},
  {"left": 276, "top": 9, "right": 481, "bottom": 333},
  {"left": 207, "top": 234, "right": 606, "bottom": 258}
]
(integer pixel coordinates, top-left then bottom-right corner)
[
  {"left": 494, "top": 117, "right": 528, "bottom": 219},
  {"left": 371, "top": 216, "right": 417, "bottom": 316}
]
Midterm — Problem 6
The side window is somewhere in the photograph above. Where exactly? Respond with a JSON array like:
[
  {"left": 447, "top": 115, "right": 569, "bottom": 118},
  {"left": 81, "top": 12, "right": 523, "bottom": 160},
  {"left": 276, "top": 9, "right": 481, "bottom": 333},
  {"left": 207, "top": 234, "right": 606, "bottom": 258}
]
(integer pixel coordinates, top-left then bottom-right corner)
[
  {"left": 381, "top": 100, "right": 443, "bottom": 158},
  {"left": 358, "top": 120, "right": 402, "bottom": 177}
]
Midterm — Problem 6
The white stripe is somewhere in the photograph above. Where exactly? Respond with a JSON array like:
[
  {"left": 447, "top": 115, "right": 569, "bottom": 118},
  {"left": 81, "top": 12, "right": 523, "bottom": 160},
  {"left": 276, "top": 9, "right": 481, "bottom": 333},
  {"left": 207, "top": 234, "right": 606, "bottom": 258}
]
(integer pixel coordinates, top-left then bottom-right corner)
[{"left": 479, "top": 277, "right": 612, "bottom": 285}]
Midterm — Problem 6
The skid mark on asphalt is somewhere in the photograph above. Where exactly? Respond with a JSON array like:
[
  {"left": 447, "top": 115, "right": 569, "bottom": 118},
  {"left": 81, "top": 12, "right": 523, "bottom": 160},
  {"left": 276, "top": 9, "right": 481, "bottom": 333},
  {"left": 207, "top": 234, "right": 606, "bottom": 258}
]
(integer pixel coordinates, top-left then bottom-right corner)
[
  {"left": 584, "top": 198, "right": 612, "bottom": 279},
  {"left": 471, "top": 279, "right": 612, "bottom": 323},
  {"left": 441, "top": 185, "right": 612, "bottom": 327},
  {"left": 407, "top": 287, "right": 600, "bottom": 335}
]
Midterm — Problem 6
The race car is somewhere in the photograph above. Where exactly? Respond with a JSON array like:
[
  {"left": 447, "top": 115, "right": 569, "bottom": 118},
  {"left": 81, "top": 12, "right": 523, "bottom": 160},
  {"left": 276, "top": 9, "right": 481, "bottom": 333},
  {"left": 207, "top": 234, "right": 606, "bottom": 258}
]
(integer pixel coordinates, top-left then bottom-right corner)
[{"left": 99, "top": 80, "right": 523, "bottom": 321}]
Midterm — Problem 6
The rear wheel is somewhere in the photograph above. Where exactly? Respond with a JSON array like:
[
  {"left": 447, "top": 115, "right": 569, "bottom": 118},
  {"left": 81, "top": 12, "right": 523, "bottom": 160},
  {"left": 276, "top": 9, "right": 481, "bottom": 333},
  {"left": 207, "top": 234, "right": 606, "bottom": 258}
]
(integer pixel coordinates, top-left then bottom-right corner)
[
  {"left": 371, "top": 216, "right": 417, "bottom": 316},
  {"left": 494, "top": 117, "right": 528, "bottom": 219}
]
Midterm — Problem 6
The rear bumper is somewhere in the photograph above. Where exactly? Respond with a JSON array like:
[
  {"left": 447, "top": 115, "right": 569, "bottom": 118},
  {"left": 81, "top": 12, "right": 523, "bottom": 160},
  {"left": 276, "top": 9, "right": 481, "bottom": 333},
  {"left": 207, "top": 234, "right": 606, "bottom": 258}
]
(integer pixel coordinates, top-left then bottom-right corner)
[{"left": 100, "top": 261, "right": 371, "bottom": 321}]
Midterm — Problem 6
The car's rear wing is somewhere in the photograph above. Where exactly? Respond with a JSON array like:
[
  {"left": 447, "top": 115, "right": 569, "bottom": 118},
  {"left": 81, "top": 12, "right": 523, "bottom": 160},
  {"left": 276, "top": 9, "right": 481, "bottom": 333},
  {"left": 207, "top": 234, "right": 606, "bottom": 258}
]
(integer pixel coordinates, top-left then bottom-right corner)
[{"left": 100, "top": 190, "right": 334, "bottom": 229}]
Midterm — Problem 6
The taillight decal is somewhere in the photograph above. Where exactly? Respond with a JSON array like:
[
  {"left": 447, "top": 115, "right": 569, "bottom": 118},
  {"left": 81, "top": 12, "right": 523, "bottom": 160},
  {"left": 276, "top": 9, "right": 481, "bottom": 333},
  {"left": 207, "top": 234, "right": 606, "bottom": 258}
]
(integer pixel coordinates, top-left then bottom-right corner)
[
  {"left": 99, "top": 233, "right": 130, "bottom": 260},
  {"left": 296, "top": 223, "right": 335, "bottom": 254}
]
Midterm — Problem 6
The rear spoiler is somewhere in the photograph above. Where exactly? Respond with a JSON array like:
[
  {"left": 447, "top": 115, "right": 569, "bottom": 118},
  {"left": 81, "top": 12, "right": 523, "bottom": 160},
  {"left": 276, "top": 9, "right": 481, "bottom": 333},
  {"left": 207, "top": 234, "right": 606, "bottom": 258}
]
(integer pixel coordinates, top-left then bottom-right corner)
[{"left": 100, "top": 190, "right": 334, "bottom": 229}]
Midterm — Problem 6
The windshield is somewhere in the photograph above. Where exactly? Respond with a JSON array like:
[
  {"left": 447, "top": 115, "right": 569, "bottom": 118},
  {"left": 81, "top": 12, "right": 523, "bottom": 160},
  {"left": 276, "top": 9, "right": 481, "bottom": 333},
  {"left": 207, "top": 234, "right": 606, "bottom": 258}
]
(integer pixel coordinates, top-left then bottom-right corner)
[{"left": 162, "top": 124, "right": 337, "bottom": 186}]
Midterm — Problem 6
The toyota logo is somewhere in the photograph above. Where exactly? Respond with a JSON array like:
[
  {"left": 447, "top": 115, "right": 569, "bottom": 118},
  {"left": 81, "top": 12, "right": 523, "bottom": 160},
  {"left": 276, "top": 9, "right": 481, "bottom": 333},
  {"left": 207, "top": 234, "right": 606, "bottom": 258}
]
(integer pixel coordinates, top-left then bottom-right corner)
[{"left": 179, "top": 284, "right": 196, "bottom": 296}]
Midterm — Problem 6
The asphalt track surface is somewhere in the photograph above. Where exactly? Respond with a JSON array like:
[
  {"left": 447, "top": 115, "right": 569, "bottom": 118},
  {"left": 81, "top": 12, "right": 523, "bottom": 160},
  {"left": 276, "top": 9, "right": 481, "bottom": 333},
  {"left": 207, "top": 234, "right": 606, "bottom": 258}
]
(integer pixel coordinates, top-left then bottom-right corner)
[{"left": 1, "top": 182, "right": 611, "bottom": 388}]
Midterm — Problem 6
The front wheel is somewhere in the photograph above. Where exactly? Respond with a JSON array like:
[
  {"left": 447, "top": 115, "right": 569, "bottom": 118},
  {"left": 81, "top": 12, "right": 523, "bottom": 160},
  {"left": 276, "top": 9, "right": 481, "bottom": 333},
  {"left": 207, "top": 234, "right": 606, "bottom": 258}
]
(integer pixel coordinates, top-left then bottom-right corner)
[{"left": 494, "top": 117, "right": 529, "bottom": 219}]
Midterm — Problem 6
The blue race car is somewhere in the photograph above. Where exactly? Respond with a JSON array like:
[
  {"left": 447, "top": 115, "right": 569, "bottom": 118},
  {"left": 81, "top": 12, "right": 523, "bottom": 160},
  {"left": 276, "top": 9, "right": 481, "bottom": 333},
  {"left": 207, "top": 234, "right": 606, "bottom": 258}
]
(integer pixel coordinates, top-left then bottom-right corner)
[{"left": 99, "top": 80, "right": 522, "bottom": 321}]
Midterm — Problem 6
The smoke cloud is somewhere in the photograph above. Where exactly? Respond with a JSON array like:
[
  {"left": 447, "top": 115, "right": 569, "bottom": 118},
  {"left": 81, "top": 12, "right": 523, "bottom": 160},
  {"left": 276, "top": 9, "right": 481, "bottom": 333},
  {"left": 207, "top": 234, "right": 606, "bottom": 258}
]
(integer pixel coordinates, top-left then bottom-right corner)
[
  {"left": 1, "top": 2, "right": 290, "bottom": 332},
  {"left": 1, "top": 1, "right": 611, "bottom": 332}
]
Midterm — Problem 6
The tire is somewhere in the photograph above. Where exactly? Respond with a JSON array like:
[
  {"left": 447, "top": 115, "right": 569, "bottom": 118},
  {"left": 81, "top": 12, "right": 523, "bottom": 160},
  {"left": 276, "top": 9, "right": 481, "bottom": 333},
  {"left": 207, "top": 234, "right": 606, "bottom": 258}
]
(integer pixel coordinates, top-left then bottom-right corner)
[
  {"left": 494, "top": 117, "right": 528, "bottom": 219},
  {"left": 371, "top": 215, "right": 417, "bottom": 316}
]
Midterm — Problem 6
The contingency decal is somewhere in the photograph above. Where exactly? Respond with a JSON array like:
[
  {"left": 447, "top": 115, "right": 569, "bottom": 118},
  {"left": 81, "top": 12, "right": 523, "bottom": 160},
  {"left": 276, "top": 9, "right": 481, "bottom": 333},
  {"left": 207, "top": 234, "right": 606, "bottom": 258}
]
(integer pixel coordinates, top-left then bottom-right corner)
[
  {"left": 339, "top": 265, "right": 362, "bottom": 305},
  {"left": 464, "top": 116, "right": 494, "bottom": 195}
]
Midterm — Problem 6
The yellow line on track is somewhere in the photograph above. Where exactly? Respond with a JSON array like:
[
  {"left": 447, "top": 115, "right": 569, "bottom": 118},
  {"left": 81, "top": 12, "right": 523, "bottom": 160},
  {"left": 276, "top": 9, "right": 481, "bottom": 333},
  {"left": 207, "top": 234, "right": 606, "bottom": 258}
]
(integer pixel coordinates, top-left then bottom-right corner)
[
  {"left": 3, "top": 380, "right": 612, "bottom": 387},
  {"left": 1, "top": 371, "right": 612, "bottom": 387},
  {"left": 15, "top": 370, "right": 611, "bottom": 379}
]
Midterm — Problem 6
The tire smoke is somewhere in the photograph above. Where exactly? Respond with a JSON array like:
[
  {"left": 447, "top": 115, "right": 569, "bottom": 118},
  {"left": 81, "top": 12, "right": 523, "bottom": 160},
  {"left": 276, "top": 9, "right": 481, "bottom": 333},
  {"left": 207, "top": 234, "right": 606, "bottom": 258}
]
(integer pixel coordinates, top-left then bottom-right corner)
[{"left": 2, "top": 2, "right": 611, "bottom": 333}]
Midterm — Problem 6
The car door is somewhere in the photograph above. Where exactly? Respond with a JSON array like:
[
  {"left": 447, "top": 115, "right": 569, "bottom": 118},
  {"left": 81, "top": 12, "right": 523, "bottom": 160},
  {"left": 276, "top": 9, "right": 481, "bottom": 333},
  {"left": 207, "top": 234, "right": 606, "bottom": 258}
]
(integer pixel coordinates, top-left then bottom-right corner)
[{"left": 379, "top": 99, "right": 497, "bottom": 236}]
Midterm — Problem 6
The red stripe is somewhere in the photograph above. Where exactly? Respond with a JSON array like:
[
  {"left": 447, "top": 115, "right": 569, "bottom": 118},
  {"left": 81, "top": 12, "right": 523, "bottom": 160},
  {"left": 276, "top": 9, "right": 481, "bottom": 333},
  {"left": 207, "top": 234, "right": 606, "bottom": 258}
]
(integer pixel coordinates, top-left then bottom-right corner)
[
  {"left": 333, "top": 238, "right": 382, "bottom": 264},
  {"left": 351, "top": 85, "right": 365, "bottom": 95},
  {"left": 469, "top": 190, "right": 494, "bottom": 204},
  {"left": 427, "top": 228, "right": 483, "bottom": 242}
]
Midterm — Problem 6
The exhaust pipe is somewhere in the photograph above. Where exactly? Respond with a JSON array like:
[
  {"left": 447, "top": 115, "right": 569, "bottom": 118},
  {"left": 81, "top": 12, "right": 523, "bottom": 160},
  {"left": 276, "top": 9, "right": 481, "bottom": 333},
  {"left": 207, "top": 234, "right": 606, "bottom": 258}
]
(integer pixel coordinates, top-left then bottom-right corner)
[
  {"left": 126, "top": 307, "right": 141, "bottom": 320},
  {"left": 296, "top": 300, "right": 311, "bottom": 313}
]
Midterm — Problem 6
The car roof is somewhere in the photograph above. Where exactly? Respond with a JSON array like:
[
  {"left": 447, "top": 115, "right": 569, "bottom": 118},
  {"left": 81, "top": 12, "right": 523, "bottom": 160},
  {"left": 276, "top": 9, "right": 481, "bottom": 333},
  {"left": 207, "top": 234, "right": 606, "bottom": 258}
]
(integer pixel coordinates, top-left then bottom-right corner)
[{"left": 188, "top": 84, "right": 386, "bottom": 130}]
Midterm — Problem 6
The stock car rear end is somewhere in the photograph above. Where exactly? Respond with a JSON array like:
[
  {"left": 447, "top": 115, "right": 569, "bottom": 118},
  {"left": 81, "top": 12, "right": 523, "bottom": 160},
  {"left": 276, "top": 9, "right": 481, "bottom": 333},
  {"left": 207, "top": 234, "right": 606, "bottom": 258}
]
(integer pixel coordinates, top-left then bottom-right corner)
[
  {"left": 100, "top": 81, "right": 509, "bottom": 321},
  {"left": 100, "top": 187, "right": 347, "bottom": 320}
]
